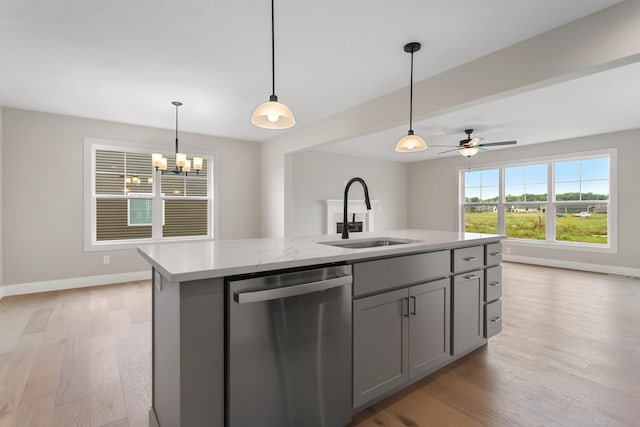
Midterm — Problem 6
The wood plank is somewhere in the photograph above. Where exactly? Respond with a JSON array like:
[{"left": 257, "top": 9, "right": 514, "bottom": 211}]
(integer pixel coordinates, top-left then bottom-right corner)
[
  {"left": 51, "top": 397, "right": 89, "bottom": 427},
  {"left": 0, "top": 358, "right": 35, "bottom": 418},
  {"left": 20, "top": 342, "right": 65, "bottom": 403},
  {"left": 22, "top": 308, "right": 53, "bottom": 335},
  {"left": 102, "top": 419, "right": 129, "bottom": 427},
  {"left": 89, "top": 381, "right": 128, "bottom": 426},
  {"left": 55, "top": 335, "right": 90, "bottom": 405},
  {"left": 15, "top": 394, "right": 55, "bottom": 427}
]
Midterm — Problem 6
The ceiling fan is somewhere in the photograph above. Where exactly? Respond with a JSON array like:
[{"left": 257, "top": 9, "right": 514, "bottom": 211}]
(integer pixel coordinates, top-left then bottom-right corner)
[{"left": 432, "top": 129, "right": 517, "bottom": 157}]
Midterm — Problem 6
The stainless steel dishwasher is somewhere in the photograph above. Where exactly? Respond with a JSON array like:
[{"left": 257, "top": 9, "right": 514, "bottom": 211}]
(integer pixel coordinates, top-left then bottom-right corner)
[{"left": 227, "top": 265, "right": 352, "bottom": 427}]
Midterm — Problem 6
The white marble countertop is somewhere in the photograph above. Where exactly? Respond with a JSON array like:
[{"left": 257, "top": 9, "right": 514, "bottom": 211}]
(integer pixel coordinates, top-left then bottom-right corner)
[{"left": 137, "top": 229, "right": 505, "bottom": 283}]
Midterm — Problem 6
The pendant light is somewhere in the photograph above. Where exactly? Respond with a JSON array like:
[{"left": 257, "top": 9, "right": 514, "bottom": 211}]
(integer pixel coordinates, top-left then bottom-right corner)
[
  {"left": 251, "top": 0, "right": 295, "bottom": 129},
  {"left": 395, "top": 42, "right": 427, "bottom": 152},
  {"left": 152, "top": 102, "right": 203, "bottom": 175}
]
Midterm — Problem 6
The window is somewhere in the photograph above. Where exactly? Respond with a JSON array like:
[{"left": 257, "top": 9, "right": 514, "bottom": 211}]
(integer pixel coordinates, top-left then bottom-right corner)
[
  {"left": 460, "top": 150, "right": 615, "bottom": 251},
  {"left": 85, "top": 138, "right": 215, "bottom": 249}
]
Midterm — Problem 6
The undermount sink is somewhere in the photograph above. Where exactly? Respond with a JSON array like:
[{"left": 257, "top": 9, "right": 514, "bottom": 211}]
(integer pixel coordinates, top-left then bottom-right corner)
[{"left": 319, "top": 238, "right": 420, "bottom": 249}]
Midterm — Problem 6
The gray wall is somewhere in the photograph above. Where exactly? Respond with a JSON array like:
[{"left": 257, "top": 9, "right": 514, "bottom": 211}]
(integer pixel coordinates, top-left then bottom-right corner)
[
  {"left": 0, "top": 108, "right": 3, "bottom": 291},
  {"left": 407, "top": 128, "right": 640, "bottom": 270},
  {"left": 290, "top": 150, "right": 407, "bottom": 237},
  {"left": 2, "top": 108, "right": 261, "bottom": 286}
]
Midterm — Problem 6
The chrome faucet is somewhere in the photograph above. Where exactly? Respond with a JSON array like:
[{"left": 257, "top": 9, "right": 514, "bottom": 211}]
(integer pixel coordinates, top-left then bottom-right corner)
[{"left": 342, "top": 177, "right": 372, "bottom": 239}]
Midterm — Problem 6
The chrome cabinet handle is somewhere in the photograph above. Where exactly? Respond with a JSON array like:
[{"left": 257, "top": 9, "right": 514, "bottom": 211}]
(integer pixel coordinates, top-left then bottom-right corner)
[
  {"left": 410, "top": 296, "right": 417, "bottom": 316},
  {"left": 234, "top": 275, "right": 351, "bottom": 304},
  {"left": 403, "top": 297, "right": 410, "bottom": 317},
  {"left": 490, "top": 316, "right": 502, "bottom": 322},
  {"left": 489, "top": 252, "right": 501, "bottom": 256},
  {"left": 490, "top": 281, "right": 501, "bottom": 286},
  {"left": 463, "top": 256, "right": 478, "bottom": 261},
  {"left": 464, "top": 274, "right": 479, "bottom": 280}
]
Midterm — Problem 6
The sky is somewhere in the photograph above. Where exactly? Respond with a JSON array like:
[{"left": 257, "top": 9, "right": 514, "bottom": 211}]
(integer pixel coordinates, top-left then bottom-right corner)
[{"left": 464, "top": 157, "right": 609, "bottom": 201}]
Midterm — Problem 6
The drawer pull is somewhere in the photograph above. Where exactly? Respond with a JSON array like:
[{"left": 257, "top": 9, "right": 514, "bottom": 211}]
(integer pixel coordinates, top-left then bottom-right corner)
[
  {"left": 489, "top": 252, "right": 501, "bottom": 256},
  {"left": 490, "top": 316, "right": 502, "bottom": 322},
  {"left": 463, "top": 256, "right": 478, "bottom": 262},
  {"left": 464, "top": 274, "right": 479, "bottom": 280},
  {"left": 489, "top": 281, "right": 501, "bottom": 286}
]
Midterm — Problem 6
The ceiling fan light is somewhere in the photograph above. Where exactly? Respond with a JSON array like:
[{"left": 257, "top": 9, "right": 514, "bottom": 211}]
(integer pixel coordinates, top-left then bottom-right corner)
[
  {"left": 396, "top": 133, "right": 427, "bottom": 152},
  {"left": 469, "top": 137, "right": 481, "bottom": 147},
  {"left": 459, "top": 146, "right": 480, "bottom": 157},
  {"left": 251, "top": 100, "right": 296, "bottom": 129}
]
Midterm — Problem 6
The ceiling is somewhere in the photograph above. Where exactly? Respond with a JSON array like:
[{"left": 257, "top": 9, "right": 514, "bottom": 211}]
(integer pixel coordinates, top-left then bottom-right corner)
[
  {"left": 317, "top": 59, "right": 640, "bottom": 162},
  {"left": 0, "top": 0, "right": 621, "bottom": 144}
]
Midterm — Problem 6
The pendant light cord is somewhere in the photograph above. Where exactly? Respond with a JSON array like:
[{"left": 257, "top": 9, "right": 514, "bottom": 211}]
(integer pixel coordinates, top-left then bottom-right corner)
[
  {"left": 409, "top": 49, "right": 414, "bottom": 132},
  {"left": 175, "top": 103, "right": 179, "bottom": 154},
  {"left": 271, "top": 0, "right": 276, "bottom": 97}
]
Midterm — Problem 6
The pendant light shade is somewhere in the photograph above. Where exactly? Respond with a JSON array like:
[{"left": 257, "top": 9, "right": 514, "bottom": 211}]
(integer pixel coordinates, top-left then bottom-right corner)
[
  {"left": 396, "top": 131, "right": 427, "bottom": 152},
  {"left": 251, "top": 0, "right": 295, "bottom": 129},
  {"left": 396, "top": 42, "right": 427, "bottom": 153},
  {"left": 251, "top": 96, "right": 296, "bottom": 129}
]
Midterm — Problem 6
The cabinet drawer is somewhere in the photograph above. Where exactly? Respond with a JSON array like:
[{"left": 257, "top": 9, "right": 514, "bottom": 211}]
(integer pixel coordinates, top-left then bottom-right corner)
[
  {"left": 353, "top": 250, "right": 450, "bottom": 297},
  {"left": 485, "top": 242, "right": 502, "bottom": 266},
  {"left": 485, "top": 300, "right": 502, "bottom": 338},
  {"left": 453, "top": 246, "right": 484, "bottom": 273},
  {"left": 485, "top": 266, "right": 502, "bottom": 302}
]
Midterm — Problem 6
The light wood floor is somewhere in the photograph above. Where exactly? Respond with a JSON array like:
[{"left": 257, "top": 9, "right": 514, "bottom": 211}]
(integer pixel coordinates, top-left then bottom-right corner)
[
  {"left": 0, "top": 281, "right": 151, "bottom": 427},
  {"left": 0, "top": 263, "right": 639, "bottom": 426}
]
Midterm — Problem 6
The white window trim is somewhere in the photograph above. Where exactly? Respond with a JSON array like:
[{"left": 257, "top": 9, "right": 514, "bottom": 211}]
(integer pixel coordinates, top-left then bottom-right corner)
[
  {"left": 456, "top": 148, "right": 617, "bottom": 254},
  {"left": 84, "top": 137, "right": 219, "bottom": 251}
]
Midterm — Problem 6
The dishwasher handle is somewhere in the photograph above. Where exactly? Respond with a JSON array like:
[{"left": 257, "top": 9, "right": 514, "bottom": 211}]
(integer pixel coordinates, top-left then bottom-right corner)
[{"left": 234, "top": 275, "right": 352, "bottom": 304}]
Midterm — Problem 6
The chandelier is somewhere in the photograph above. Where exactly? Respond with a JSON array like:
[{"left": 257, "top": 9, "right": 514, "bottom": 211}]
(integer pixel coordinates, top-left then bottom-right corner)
[{"left": 152, "top": 101, "right": 203, "bottom": 175}]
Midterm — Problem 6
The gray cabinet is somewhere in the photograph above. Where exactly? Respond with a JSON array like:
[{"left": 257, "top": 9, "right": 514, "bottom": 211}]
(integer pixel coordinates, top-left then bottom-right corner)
[
  {"left": 484, "top": 264, "right": 503, "bottom": 338},
  {"left": 452, "top": 270, "right": 484, "bottom": 355},
  {"left": 353, "top": 288, "right": 408, "bottom": 408},
  {"left": 453, "top": 245, "right": 484, "bottom": 273},
  {"left": 485, "top": 300, "right": 503, "bottom": 338},
  {"left": 353, "top": 278, "right": 451, "bottom": 408},
  {"left": 408, "top": 278, "right": 451, "bottom": 378},
  {"left": 485, "top": 265, "right": 502, "bottom": 302},
  {"left": 485, "top": 242, "right": 502, "bottom": 266},
  {"left": 353, "top": 250, "right": 450, "bottom": 297}
]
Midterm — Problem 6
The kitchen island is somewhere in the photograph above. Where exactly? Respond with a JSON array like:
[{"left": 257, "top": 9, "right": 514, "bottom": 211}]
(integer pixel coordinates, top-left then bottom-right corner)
[{"left": 138, "top": 229, "right": 505, "bottom": 427}]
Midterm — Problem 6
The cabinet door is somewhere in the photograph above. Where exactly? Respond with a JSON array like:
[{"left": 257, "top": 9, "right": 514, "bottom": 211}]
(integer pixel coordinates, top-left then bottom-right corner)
[
  {"left": 452, "top": 270, "right": 485, "bottom": 355},
  {"left": 353, "top": 288, "right": 409, "bottom": 408},
  {"left": 408, "top": 278, "right": 451, "bottom": 379}
]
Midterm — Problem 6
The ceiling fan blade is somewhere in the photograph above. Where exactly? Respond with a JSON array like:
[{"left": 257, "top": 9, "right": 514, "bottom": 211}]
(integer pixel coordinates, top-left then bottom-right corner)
[
  {"left": 438, "top": 147, "right": 461, "bottom": 154},
  {"left": 478, "top": 140, "right": 517, "bottom": 147}
]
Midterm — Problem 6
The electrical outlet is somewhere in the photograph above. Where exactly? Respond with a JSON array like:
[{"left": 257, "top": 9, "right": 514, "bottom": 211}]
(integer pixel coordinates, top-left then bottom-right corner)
[{"left": 103, "top": 255, "right": 110, "bottom": 264}]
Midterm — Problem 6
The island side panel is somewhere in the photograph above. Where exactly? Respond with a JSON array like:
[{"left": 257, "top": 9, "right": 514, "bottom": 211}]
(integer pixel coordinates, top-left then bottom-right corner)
[
  {"left": 152, "top": 270, "right": 181, "bottom": 427},
  {"left": 179, "top": 277, "right": 225, "bottom": 427}
]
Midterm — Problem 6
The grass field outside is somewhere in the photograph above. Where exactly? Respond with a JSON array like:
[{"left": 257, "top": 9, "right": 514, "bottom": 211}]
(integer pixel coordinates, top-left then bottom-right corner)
[{"left": 465, "top": 212, "right": 608, "bottom": 244}]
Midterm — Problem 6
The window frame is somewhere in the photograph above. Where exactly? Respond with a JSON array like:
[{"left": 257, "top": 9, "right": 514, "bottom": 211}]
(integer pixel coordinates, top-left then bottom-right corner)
[
  {"left": 84, "top": 137, "right": 218, "bottom": 251},
  {"left": 457, "top": 148, "right": 617, "bottom": 253}
]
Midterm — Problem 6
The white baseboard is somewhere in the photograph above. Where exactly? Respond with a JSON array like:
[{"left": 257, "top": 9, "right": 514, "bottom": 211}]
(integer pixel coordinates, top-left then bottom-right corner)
[
  {"left": 1, "top": 270, "right": 152, "bottom": 297},
  {"left": 503, "top": 254, "right": 640, "bottom": 278}
]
